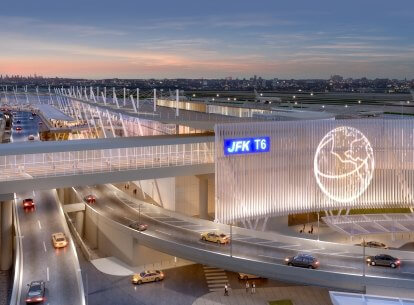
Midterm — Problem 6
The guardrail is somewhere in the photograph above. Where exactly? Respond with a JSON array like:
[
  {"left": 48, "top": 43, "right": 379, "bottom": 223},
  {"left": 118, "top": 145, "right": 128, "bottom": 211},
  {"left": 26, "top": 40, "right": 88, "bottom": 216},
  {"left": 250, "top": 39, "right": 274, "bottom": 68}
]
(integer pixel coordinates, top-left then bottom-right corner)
[{"left": 9, "top": 196, "right": 23, "bottom": 305}]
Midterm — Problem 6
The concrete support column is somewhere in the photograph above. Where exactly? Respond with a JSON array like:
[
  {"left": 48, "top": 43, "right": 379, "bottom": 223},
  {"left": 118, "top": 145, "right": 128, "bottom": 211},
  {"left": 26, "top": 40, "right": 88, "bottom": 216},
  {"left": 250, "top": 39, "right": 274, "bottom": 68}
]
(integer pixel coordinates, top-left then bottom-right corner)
[
  {"left": 1, "top": 200, "right": 13, "bottom": 270},
  {"left": 75, "top": 211, "right": 85, "bottom": 237},
  {"left": 198, "top": 177, "right": 209, "bottom": 220}
]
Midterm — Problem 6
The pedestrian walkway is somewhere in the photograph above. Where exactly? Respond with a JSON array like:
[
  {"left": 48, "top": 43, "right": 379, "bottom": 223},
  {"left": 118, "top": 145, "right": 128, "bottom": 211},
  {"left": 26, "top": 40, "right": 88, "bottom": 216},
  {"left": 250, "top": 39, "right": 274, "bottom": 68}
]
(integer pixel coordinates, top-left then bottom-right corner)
[
  {"left": 202, "top": 266, "right": 229, "bottom": 292},
  {"left": 192, "top": 286, "right": 332, "bottom": 305}
]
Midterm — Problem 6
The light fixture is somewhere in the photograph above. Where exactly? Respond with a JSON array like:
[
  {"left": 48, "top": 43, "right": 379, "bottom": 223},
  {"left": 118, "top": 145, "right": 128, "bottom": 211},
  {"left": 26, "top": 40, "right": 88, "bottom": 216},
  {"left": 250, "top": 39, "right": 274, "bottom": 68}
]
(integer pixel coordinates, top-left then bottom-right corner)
[{"left": 314, "top": 126, "right": 375, "bottom": 203}]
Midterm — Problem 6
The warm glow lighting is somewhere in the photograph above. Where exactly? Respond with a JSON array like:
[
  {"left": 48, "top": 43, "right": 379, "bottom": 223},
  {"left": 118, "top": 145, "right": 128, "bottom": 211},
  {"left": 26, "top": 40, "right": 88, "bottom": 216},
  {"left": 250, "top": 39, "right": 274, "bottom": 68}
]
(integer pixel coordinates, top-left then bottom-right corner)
[
  {"left": 314, "top": 126, "right": 374, "bottom": 203},
  {"left": 215, "top": 120, "right": 408, "bottom": 224}
]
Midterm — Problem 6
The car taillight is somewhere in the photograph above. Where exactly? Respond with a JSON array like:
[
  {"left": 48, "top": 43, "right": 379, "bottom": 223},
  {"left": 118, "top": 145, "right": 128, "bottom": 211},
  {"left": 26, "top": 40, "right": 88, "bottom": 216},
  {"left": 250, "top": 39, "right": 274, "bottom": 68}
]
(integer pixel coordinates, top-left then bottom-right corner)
[
  {"left": 26, "top": 298, "right": 31, "bottom": 302},
  {"left": 396, "top": 260, "right": 401, "bottom": 264},
  {"left": 36, "top": 297, "right": 43, "bottom": 301},
  {"left": 315, "top": 261, "right": 319, "bottom": 265},
  {"left": 284, "top": 258, "right": 289, "bottom": 262}
]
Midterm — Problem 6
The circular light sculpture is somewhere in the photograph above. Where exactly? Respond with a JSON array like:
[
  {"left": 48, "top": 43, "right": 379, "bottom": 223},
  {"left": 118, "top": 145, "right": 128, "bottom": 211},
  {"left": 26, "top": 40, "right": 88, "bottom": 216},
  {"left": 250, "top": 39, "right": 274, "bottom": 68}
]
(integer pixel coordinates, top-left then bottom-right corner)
[{"left": 314, "top": 126, "right": 374, "bottom": 203}]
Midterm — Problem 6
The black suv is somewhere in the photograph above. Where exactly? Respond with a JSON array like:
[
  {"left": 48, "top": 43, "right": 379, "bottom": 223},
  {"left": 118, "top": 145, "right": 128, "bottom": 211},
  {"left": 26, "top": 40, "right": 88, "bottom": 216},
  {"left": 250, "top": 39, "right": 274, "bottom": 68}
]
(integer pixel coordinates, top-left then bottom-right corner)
[
  {"left": 285, "top": 254, "right": 319, "bottom": 269},
  {"left": 366, "top": 254, "right": 400, "bottom": 268}
]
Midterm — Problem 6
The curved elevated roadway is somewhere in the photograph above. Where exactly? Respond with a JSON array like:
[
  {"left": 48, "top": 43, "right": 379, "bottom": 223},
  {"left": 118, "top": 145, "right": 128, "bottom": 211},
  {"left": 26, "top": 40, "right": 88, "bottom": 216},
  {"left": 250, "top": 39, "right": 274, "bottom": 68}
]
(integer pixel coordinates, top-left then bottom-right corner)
[{"left": 75, "top": 184, "right": 414, "bottom": 292}]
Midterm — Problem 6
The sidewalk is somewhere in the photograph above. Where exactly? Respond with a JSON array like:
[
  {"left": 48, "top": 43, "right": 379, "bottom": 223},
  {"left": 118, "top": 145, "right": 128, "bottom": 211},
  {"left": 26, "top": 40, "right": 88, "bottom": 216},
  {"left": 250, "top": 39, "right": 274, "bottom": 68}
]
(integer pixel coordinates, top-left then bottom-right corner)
[{"left": 192, "top": 286, "right": 332, "bottom": 305}]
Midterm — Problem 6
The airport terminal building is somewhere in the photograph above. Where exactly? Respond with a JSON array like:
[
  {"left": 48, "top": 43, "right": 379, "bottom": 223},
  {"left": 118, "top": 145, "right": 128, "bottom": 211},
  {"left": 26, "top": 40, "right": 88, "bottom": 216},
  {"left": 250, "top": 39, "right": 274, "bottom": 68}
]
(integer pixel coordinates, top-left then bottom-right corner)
[{"left": 215, "top": 119, "right": 414, "bottom": 223}]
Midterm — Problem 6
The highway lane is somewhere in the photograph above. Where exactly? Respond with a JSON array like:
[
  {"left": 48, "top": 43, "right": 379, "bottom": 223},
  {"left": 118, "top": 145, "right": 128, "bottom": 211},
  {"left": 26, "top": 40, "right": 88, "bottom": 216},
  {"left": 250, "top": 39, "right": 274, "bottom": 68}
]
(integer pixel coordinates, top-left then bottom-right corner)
[
  {"left": 10, "top": 111, "right": 40, "bottom": 142},
  {"left": 16, "top": 190, "right": 84, "bottom": 305},
  {"left": 9, "top": 115, "right": 84, "bottom": 304},
  {"left": 76, "top": 184, "right": 414, "bottom": 283}
]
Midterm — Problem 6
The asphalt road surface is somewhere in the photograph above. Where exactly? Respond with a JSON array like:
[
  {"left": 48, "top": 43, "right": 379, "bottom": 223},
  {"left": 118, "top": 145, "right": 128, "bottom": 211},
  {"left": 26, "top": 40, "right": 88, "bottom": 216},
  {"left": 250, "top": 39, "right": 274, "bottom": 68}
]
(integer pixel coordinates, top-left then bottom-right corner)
[
  {"left": 10, "top": 111, "right": 40, "bottom": 142},
  {"left": 16, "top": 190, "right": 83, "bottom": 305}
]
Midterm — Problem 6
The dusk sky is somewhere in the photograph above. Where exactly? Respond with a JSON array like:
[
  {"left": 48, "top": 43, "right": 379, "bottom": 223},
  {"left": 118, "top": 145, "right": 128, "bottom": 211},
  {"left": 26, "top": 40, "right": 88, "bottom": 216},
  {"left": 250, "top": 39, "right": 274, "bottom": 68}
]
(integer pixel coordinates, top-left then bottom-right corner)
[{"left": 1, "top": 0, "right": 413, "bottom": 79}]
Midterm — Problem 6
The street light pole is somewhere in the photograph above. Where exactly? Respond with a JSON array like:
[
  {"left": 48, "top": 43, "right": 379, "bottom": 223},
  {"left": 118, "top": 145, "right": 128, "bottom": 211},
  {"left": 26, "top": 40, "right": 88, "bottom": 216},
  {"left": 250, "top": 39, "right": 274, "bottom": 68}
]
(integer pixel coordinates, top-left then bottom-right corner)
[
  {"left": 362, "top": 237, "right": 366, "bottom": 278},
  {"left": 317, "top": 212, "right": 320, "bottom": 241},
  {"left": 230, "top": 222, "right": 233, "bottom": 257}
]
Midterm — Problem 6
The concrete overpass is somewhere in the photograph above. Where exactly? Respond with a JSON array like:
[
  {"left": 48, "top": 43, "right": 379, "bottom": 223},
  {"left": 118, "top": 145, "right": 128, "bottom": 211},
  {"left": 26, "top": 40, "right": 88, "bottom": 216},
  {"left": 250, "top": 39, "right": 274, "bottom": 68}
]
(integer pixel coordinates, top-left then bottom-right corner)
[{"left": 0, "top": 133, "right": 214, "bottom": 194}]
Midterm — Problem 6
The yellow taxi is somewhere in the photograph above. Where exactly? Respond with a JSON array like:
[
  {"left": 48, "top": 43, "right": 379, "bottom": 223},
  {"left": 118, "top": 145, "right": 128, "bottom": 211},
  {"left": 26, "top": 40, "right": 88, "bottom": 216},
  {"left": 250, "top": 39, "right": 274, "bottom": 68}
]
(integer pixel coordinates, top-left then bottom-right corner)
[
  {"left": 131, "top": 270, "right": 164, "bottom": 285},
  {"left": 200, "top": 232, "right": 230, "bottom": 244},
  {"left": 52, "top": 232, "right": 68, "bottom": 249}
]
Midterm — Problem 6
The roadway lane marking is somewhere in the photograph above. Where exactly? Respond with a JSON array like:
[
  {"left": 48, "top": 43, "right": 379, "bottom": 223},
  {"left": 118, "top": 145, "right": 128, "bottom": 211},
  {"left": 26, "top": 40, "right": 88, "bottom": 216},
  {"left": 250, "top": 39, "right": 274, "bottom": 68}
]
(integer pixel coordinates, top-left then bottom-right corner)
[
  {"left": 106, "top": 206, "right": 114, "bottom": 211},
  {"left": 258, "top": 254, "right": 285, "bottom": 261},
  {"left": 43, "top": 241, "right": 47, "bottom": 252},
  {"left": 194, "top": 228, "right": 218, "bottom": 232},
  {"left": 155, "top": 230, "right": 172, "bottom": 236},
  {"left": 38, "top": 220, "right": 42, "bottom": 230},
  {"left": 278, "top": 244, "right": 300, "bottom": 249},
  {"left": 122, "top": 216, "right": 134, "bottom": 222},
  {"left": 324, "top": 264, "right": 359, "bottom": 270},
  {"left": 401, "top": 271, "right": 414, "bottom": 275},
  {"left": 46, "top": 267, "right": 50, "bottom": 281},
  {"left": 204, "top": 269, "right": 225, "bottom": 272},
  {"left": 300, "top": 248, "right": 325, "bottom": 252}
]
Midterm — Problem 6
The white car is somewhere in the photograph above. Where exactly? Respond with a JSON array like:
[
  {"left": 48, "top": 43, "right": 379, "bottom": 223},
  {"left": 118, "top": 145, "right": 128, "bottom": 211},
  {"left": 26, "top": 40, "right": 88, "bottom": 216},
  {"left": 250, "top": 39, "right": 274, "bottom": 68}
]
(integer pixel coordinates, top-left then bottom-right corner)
[
  {"left": 28, "top": 135, "right": 35, "bottom": 141},
  {"left": 238, "top": 273, "right": 261, "bottom": 280}
]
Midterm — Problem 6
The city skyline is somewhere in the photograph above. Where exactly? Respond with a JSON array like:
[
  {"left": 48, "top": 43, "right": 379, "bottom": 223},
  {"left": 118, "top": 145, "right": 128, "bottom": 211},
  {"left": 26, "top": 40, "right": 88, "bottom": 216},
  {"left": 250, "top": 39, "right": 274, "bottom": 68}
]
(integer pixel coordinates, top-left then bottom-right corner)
[{"left": 1, "top": 0, "right": 413, "bottom": 79}]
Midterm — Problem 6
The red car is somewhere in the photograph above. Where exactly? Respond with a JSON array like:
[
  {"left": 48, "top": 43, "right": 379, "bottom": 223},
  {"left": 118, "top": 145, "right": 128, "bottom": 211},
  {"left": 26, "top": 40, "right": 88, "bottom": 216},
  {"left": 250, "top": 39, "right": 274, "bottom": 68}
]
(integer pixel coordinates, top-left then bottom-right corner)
[
  {"left": 16, "top": 126, "right": 22, "bottom": 131},
  {"left": 23, "top": 198, "right": 35, "bottom": 208},
  {"left": 84, "top": 194, "right": 96, "bottom": 203}
]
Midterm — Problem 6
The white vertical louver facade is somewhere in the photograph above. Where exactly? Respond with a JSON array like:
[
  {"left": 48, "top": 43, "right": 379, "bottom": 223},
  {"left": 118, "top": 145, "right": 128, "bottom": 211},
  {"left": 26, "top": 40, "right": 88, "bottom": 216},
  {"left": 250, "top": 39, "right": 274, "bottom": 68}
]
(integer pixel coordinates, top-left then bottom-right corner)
[{"left": 215, "top": 119, "right": 414, "bottom": 224}]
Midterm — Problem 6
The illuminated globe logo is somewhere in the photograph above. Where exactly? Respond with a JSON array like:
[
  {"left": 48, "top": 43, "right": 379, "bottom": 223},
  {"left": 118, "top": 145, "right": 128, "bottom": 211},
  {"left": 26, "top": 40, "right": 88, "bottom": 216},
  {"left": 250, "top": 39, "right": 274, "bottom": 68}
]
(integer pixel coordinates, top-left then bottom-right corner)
[{"left": 314, "top": 126, "right": 374, "bottom": 203}]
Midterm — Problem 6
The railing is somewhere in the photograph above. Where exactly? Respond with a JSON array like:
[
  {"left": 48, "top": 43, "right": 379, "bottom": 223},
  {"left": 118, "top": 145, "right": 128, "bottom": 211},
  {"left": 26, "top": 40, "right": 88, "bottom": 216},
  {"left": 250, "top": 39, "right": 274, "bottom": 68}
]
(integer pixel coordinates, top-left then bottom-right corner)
[{"left": 0, "top": 142, "right": 214, "bottom": 182}]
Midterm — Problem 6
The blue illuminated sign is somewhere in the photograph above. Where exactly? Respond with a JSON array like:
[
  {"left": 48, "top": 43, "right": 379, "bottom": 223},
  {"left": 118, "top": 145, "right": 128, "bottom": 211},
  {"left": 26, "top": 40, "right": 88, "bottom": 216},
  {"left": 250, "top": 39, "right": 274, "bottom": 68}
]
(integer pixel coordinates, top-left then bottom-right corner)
[{"left": 224, "top": 137, "right": 270, "bottom": 156}]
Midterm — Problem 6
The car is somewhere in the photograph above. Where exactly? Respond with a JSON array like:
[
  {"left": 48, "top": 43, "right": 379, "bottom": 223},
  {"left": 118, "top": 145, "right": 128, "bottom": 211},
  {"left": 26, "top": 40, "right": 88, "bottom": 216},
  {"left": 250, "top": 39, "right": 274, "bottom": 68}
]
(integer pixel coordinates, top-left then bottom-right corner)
[
  {"left": 238, "top": 273, "right": 261, "bottom": 280},
  {"left": 366, "top": 254, "right": 400, "bottom": 268},
  {"left": 360, "top": 241, "right": 388, "bottom": 249},
  {"left": 25, "top": 280, "right": 45, "bottom": 303},
  {"left": 52, "top": 232, "right": 68, "bottom": 249},
  {"left": 129, "top": 222, "right": 148, "bottom": 231},
  {"left": 131, "top": 270, "right": 164, "bottom": 284},
  {"left": 200, "top": 232, "right": 230, "bottom": 244},
  {"left": 16, "top": 120, "right": 21, "bottom": 123},
  {"left": 32, "top": 112, "right": 36, "bottom": 116},
  {"left": 38, "top": 122, "right": 43, "bottom": 125},
  {"left": 23, "top": 198, "right": 35, "bottom": 208},
  {"left": 285, "top": 254, "right": 319, "bottom": 269},
  {"left": 15, "top": 126, "right": 22, "bottom": 131},
  {"left": 84, "top": 194, "right": 96, "bottom": 203},
  {"left": 29, "top": 117, "right": 34, "bottom": 120},
  {"left": 28, "top": 135, "right": 35, "bottom": 141}
]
